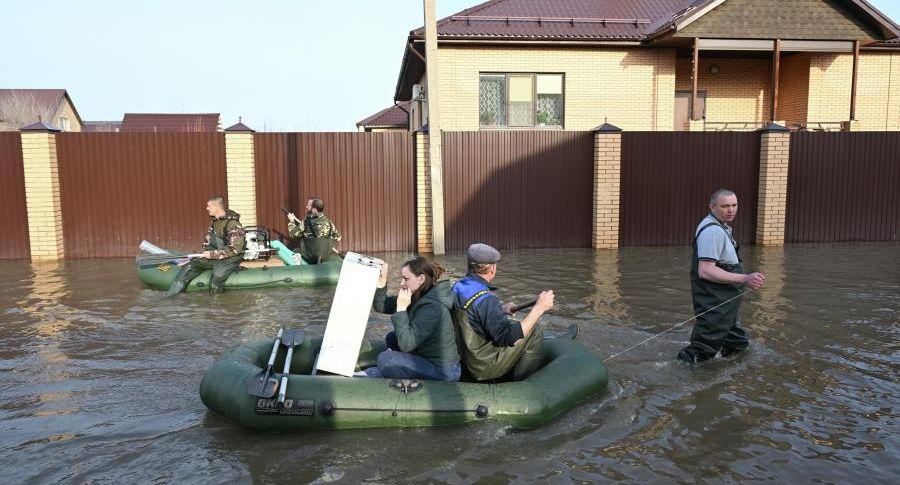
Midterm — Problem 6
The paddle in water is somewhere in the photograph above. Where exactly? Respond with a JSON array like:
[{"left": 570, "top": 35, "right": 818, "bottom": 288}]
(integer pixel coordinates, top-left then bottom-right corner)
[
  {"left": 276, "top": 328, "right": 305, "bottom": 408},
  {"left": 247, "top": 327, "right": 284, "bottom": 398}
]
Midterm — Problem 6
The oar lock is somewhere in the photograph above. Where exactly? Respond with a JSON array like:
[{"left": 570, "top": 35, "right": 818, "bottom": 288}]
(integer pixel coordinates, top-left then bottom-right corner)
[{"left": 389, "top": 379, "right": 423, "bottom": 393}]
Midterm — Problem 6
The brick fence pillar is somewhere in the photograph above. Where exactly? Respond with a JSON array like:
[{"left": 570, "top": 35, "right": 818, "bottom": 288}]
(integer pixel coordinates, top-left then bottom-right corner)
[
  {"left": 224, "top": 120, "right": 257, "bottom": 226},
  {"left": 592, "top": 123, "right": 622, "bottom": 249},
  {"left": 415, "top": 127, "right": 433, "bottom": 254},
  {"left": 756, "top": 123, "right": 791, "bottom": 246},
  {"left": 20, "top": 122, "right": 64, "bottom": 260}
]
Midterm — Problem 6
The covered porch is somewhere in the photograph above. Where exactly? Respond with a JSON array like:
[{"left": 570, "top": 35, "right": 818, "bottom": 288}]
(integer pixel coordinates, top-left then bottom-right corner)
[{"left": 673, "top": 38, "right": 863, "bottom": 131}]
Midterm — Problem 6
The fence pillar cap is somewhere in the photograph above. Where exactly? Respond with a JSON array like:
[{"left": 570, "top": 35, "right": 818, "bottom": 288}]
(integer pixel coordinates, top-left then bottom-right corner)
[
  {"left": 225, "top": 118, "right": 255, "bottom": 133},
  {"left": 20, "top": 121, "right": 60, "bottom": 132},
  {"left": 415, "top": 123, "right": 429, "bottom": 133},
  {"left": 592, "top": 123, "right": 622, "bottom": 133},
  {"left": 758, "top": 122, "right": 789, "bottom": 133}
]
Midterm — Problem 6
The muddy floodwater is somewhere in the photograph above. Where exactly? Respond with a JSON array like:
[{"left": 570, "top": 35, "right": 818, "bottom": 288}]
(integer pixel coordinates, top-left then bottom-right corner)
[{"left": 0, "top": 244, "right": 897, "bottom": 483}]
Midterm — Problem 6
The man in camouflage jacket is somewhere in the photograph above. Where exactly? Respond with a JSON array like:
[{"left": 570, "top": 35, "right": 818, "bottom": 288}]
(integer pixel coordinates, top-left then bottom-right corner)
[
  {"left": 166, "top": 196, "right": 246, "bottom": 296},
  {"left": 287, "top": 197, "right": 341, "bottom": 264}
]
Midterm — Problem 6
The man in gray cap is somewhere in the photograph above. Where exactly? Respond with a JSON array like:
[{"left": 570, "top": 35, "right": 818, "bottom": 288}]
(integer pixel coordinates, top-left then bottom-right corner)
[{"left": 450, "top": 243, "right": 557, "bottom": 381}]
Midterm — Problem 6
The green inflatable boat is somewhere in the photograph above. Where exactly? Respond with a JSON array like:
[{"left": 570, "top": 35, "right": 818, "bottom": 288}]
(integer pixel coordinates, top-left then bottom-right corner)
[
  {"left": 135, "top": 254, "right": 342, "bottom": 291},
  {"left": 200, "top": 336, "right": 609, "bottom": 430}
]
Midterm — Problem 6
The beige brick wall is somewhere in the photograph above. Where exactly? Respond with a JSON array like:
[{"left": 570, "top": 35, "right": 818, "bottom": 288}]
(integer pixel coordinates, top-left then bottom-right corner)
[
  {"left": 807, "top": 53, "right": 853, "bottom": 124},
  {"left": 21, "top": 132, "right": 65, "bottom": 260},
  {"left": 779, "top": 53, "right": 811, "bottom": 127},
  {"left": 855, "top": 52, "right": 900, "bottom": 131},
  {"left": 592, "top": 132, "right": 621, "bottom": 249},
  {"left": 676, "top": 57, "right": 772, "bottom": 124},
  {"left": 415, "top": 131, "right": 433, "bottom": 254},
  {"left": 224, "top": 132, "right": 257, "bottom": 226},
  {"left": 52, "top": 99, "right": 82, "bottom": 132},
  {"left": 756, "top": 131, "right": 790, "bottom": 246},
  {"left": 436, "top": 45, "right": 676, "bottom": 131},
  {"left": 804, "top": 51, "right": 900, "bottom": 129}
]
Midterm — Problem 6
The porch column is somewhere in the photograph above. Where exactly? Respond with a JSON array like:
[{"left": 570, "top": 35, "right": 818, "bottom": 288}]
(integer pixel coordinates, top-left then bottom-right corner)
[
  {"left": 850, "top": 39, "right": 860, "bottom": 121},
  {"left": 415, "top": 127, "right": 433, "bottom": 253},
  {"left": 756, "top": 123, "right": 791, "bottom": 246},
  {"left": 224, "top": 120, "right": 257, "bottom": 226},
  {"left": 691, "top": 38, "right": 700, "bottom": 121},
  {"left": 20, "top": 122, "right": 64, "bottom": 260},
  {"left": 771, "top": 39, "right": 781, "bottom": 122},
  {"left": 592, "top": 123, "right": 622, "bottom": 249}
]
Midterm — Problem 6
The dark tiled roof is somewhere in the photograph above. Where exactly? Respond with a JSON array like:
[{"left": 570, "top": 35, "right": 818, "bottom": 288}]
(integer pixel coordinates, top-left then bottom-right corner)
[
  {"left": 357, "top": 102, "right": 410, "bottom": 128},
  {"left": 410, "top": 0, "right": 897, "bottom": 42},
  {"left": 0, "top": 89, "right": 81, "bottom": 126},
  {"left": 411, "top": 0, "right": 701, "bottom": 41},
  {"left": 867, "top": 38, "right": 900, "bottom": 48},
  {"left": 121, "top": 113, "right": 220, "bottom": 132}
]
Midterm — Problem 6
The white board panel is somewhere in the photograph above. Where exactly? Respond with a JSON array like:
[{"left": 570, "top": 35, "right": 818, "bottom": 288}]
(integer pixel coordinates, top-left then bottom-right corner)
[{"left": 314, "top": 252, "right": 381, "bottom": 377}]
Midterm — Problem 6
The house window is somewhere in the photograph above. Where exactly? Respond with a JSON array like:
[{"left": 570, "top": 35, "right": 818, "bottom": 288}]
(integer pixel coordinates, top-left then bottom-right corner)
[
  {"left": 479, "top": 73, "right": 564, "bottom": 128},
  {"left": 59, "top": 117, "right": 69, "bottom": 131}
]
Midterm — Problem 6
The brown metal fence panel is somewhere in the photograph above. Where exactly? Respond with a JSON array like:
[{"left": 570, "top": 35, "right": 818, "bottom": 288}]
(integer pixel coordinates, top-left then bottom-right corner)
[
  {"left": 56, "top": 133, "right": 227, "bottom": 258},
  {"left": 255, "top": 132, "right": 415, "bottom": 252},
  {"left": 0, "top": 133, "right": 29, "bottom": 259},
  {"left": 442, "top": 131, "right": 594, "bottom": 250},
  {"left": 620, "top": 132, "right": 760, "bottom": 246},
  {"left": 787, "top": 132, "right": 900, "bottom": 243}
]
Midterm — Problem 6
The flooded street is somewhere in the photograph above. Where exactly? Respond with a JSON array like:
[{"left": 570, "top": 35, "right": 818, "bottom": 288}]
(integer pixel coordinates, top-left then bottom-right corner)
[{"left": 0, "top": 244, "right": 897, "bottom": 483}]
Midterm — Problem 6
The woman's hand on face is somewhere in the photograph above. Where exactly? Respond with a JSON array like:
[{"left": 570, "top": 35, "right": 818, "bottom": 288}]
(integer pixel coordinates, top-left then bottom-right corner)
[{"left": 396, "top": 288, "right": 412, "bottom": 311}]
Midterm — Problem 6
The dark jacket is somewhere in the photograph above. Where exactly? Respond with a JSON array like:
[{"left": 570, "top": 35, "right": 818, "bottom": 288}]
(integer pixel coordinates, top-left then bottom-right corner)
[
  {"left": 203, "top": 209, "right": 245, "bottom": 260},
  {"left": 452, "top": 273, "right": 524, "bottom": 347},
  {"left": 372, "top": 280, "right": 460, "bottom": 365}
]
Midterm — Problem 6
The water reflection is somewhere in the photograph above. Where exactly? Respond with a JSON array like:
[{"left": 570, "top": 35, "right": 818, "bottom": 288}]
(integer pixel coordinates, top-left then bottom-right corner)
[{"left": 589, "top": 249, "right": 630, "bottom": 325}]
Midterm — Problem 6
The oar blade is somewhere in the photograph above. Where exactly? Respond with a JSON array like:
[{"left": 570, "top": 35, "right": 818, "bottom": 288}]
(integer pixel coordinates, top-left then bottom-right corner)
[
  {"left": 247, "top": 371, "right": 280, "bottom": 398},
  {"left": 281, "top": 329, "right": 305, "bottom": 347}
]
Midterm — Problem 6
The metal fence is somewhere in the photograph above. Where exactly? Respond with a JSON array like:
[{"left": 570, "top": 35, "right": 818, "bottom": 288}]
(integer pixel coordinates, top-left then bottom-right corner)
[
  {"left": 56, "top": 132, "right": 227, "bottom": 257},
  {"left": 254, "top": 132, "right": 416, "bottom": 253},
  {"left": 0, "top": 132, "right": 29, "bottom": 259},
  {"left": 787, "top": 132, "right": 900, "bottom": 242},
  {"left": 620, "top": 132, "right": 760, "bottom": 246},
  {"left": 442, "top": 130, "right": 595, "bottom": 250}
]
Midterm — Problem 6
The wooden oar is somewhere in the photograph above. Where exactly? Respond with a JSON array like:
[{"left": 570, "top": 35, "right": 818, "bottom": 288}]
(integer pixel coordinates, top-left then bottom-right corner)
[
  {"left": 510, "top": 298, "right": 537, "bottom": 313},
  {"left": 276, "top": 329, "right": 305, "bottom": 408},
  {"left": 137, "top": 252, "right": 204, "bottom": 266},
  {"left": 247, "top": 327, "right": 284, "bottom": 398}
]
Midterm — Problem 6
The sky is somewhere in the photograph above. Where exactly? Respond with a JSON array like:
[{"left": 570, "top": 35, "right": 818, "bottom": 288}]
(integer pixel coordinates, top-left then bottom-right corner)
[{"left": 3, "top": 0, "right": 899, "bottom": 131}]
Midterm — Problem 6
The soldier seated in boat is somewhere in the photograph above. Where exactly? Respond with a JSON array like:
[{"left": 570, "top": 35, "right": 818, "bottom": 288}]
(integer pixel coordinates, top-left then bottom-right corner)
[
  {"left": 166, "top": 195, "right": 245, "bottom": 296},
  {"left": 451, "top": 243, "right": 566, "bottom": 381},
  {"left": 286, "top": 197, "right": 342, "bottom": 264}
]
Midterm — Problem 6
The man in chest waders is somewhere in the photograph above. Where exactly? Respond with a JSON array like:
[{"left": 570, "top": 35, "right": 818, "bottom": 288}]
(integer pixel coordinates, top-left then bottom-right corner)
[
  {"left": 451, "top": 243, "right": 561, "bottom": 381},
  {"left": 165, "top": 196, "right": 246, "bottom": 296},
  {"left": 677, "top": 189, "right": 766, "bottom": 364}
]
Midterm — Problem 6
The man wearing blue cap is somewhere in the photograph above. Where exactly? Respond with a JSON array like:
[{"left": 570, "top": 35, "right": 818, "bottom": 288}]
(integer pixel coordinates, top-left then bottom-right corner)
[{"left": 451, "top": 243, "right": 557, "bottom": 381}]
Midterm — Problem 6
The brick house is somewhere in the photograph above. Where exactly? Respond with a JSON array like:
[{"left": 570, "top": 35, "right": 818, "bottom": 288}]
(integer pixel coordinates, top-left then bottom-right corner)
[
  {"left": 391, "top": 0, "right": 900, "bottom": 131},
  {"left": 0, "top": 89, "right": 84, "bottom": 132}
]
